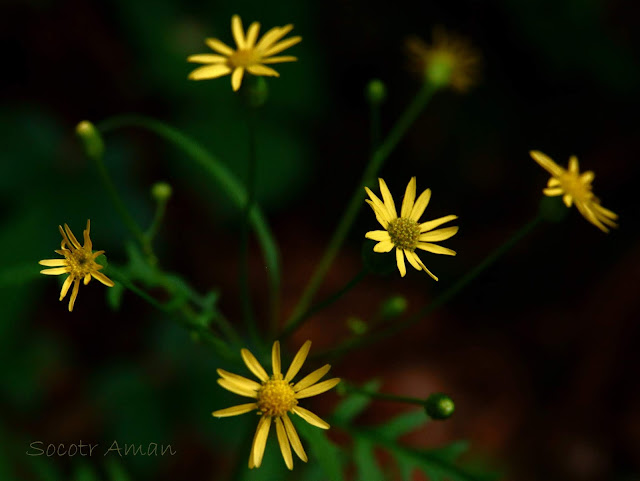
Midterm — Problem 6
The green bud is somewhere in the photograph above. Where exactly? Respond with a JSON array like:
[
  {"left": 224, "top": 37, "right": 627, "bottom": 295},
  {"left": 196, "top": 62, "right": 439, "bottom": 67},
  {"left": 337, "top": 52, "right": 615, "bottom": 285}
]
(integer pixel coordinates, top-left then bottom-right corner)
[
  {"left": 379, "top": 295, "right": 408, "bottom": 320},
  {"left": 75, "top": 120, "right": 104, "bottom": 159},
  {"left": 242, "top": 76, "right": 269, "bottom": 108},
  {"left": 365, "top": 79, "right": 387, "bottom": 105},
  {"left": 424, "top": 393, "right": 455, "bottom": 420},
  {"left": 346, "top": 317, "right": 368, "bottom": 335},
  {"left": 151, "top": 182, "right": 173, "bottom": 202},
  {"left": 538, "top": 195, "right": 569, "bottom": 223}
]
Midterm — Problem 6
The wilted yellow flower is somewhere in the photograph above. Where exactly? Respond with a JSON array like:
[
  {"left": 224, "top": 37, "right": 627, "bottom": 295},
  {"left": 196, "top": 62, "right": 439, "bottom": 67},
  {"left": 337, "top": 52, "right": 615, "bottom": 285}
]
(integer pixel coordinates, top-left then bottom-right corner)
[
  {"left": 531, "top": 150, "right": 618, "bottom": 232},
  {"left": 188, "top": 14, "right": 301, "bottom": 91},
  {"left": 39, "top": 220, "right": 114, "bottom": 311},
  {"left": 213, "top": 341, "right": 340, "bottom": 470},
  {"left": 365, "top": 177, "right": 459, "bottom": 280},
  {"left": 406, "top": 27, "right": 480, "bottom": 92}
]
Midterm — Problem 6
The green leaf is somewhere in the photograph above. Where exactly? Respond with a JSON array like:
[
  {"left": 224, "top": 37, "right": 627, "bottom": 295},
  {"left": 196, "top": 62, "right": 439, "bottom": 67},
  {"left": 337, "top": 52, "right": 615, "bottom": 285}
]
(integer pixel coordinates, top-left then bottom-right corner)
[
  {"left": 294, "top": 416, "right": 345, "bottom": 481},
  {"left": 373, "top": 409, "right": 429, "bottom": 440},
  {"left": 106, "top": 281, "right": 125, "bottom": 311},
  {"left": 332, "top": 379, "right": 381, "bottom": 424},
  {"left": 354, "top": 438, "right": 384, "bottom": 481}
]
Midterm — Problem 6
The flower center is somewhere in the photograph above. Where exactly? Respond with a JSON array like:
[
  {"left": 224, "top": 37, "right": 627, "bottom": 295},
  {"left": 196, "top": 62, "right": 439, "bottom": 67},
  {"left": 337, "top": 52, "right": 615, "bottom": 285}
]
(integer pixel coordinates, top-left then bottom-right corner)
[
  {"left": 388, "top": 217, "right": 421, "bottom": 251},
  {"left": 425, "top": 52, "right": 455, "bottom": 87},
  {"left": 257, "top": 377, "right": 298, "bottom": 417},
  {"left": 561, "top": 173, "right": 593, "bottom": 202},
  {"left": 67, "top": 249, "right": 94, "bottom": 277},
  {"left": 229, "top": 49, "right": 260, "bottom": 68}
]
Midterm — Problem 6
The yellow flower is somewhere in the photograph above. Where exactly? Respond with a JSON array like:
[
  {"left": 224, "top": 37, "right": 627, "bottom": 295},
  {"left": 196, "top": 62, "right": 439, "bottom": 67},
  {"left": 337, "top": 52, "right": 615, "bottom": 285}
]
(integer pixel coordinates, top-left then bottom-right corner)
[
  {"left": 406, "top": 27, "right": 480, "bottom": 92},
  {"left": 39, "top": 220, "right": 114, "bottom": 311},
  {"left": 530, "top": 150, "right": 618, "bottom": 232},
  {"left": 187, "top": 14, "right": 301, "bottom": 91},
  {"left": 365, "top": 177, "right": 459, "bottom": 280},
  {"left": 213, "top": 340, "right": 340, "bottom": 470}
]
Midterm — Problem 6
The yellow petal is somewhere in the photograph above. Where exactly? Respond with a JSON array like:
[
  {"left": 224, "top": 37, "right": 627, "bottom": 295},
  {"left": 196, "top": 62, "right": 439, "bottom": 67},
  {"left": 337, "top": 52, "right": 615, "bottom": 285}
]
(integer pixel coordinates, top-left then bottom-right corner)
[
  {"left": 419, "top": 226, "right": 459, "bottom": 242},
  {"left": 205, "top": 38, "right": 234, "bottom": 56},
  {"left": 83, "top": 220, "right": 92, "bottom": 250},
  {"left": 272, "top": 340, "right": 281, "bottom": 376},
  {"left": 40, "top": 267, "right": 70, "bottom": 275},
  {"left": 256, "top": 25, "right": 293, "bottom": 51},
  {"left": 261, "top": 56, "right": 298, "bottom": 64},
  {"left": 39, "top": 259, "right": 67, "bottom": 267},
  {"left": 83, "top": 274, "right": 91, "bottom": 285},
  {"left": 231, "top": 67, "right": 245, "bottom": 91},
  {"left": 378, "top": 178, "right": 398, "bottom": 219},
  {"left": 416, "top": 242, "right": 457, "bottom": 256},
  {"left": 187, "top": 54, "right": 228, "bottom": 64},
  {"left": 212, "top": 402, "right": 257, "bottom": 417},
  {"left": 563, "top": 194, "right": 573, "bottom": 207},
  {"left": 295, "top": 378, "right": 340, "bottom": 399},
  {"left": 365, "top": 200, "right": 390, "bottom": 229},
  {"left": 591, "top": 202, "right": 618, "bottom": 220},
  {"left": 283, "top": 414, "right": 308, "bottom": 462},
  {"left": 575, "top": 201, "right": 608, "bottom": 232},
  {"left": 543, "top": 187, "right": 563, "bottom": 196},
  {"left": 547, "top": 178, "right": 561, "bottom": 187},
  {"left": 285, "top": 340, "right": 311, "bottom": 382},
  {"left": 400, "top": 177, "right": 416, "bottom": 218},
  {"left": 396, "top": 249, "right": 406, "bottom": 277},
  {"left": 420, "top": 215, "right": 458, "bottom": 233},
  {"left": 263, "top": 36, "right": 302, "bottom": 57},
  {"left": 275, "top": 417, "right": 293, "bottom": 470},
  {"left": 241, "top": 348, "right": 269, "bottom": 382},
  {"left": 64, "top": 224, "right": 82, "bottom": 249},
  {"left": 59, "top": 275, "right": 73, "bottom": 300},
  {"left": 91, "top": 271, "right": 114, "bottom": 287},
  {"left": 365, "top": 188, "right": 392, "bottom": 224},
  {"left": 231, "top": 15, "right": 246, "bottom": 49},
  {"left": 251, "top": 416, "right": 271, "bottom": 468},
  {"left": 217, "top": 378, "right": 258, "bottom": 398},
  {"left": 246, "top": 64, "right": 280, "bottom": 77},
  {"left": 409, "top": 188, "right": 432, "bottom": 221},
  {"left": 293, "top": 364, "right": 330, "bottom": 392},
  {"left": 68, "top": 279, "right": 80, "bottom": 311},
  {"left": 217, "top": 369, "right": 262, "bottom": 392},
  {"left": 404, "top": 249, "right": 422, "bottom": 271},
  {"left": 292, "top": 406, "right": 330, "bottom": 429},
  {"left": 188, "top": 64, "right": 232, "bottom": 80},
  {"left": 530, "top": 150, "right": 564, "bottom": 178},
  {"left": 373, "top": 240, "right": 394, "bottom": 253},
  {"left": 365, "top": 230, "right": 390, "bottom": 242},
  {"left": 581, "top": 171, "right": 595, "bottom": 184},
  {"left": 407, "top": 251, "right": 438, "bottom": 281},
  {"left": 568, "top": 155, "right": 579, "bottom": 174},
  {"left": 245, "top": 22, "right": 261, "bottom": 48}
]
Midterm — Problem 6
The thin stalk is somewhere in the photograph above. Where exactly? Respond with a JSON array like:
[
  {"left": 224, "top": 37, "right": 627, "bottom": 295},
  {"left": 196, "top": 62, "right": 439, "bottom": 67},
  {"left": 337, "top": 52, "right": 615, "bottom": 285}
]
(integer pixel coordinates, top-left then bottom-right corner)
[
  {"left": 318, "top": 215, "right": 543, "bottom": 361},
  {"left": 343, "top": 384, "right": 424, "bottom": 405},
  {"left": 145, "top": 197, "right": 168, "bottom": 242},
  {"left": 284, "top": 83, "right": 436, "bottom": 333}
]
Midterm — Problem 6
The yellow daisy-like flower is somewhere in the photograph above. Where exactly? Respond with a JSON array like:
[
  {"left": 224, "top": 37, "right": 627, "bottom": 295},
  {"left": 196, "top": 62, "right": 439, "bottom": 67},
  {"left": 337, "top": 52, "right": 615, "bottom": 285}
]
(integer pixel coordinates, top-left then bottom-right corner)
[
  {"left": 406, "top": 27, "right": 480, "bottom": 92},
  {"left": 531, "top": 150, "right": 618, "bottom": 233},
  {"left": 187, "top": 14, "right": 301, "bottom": 91},
  {"left": 213, "top": 340, "right": 340, "bottom": 470},
  {"left": 365, "top": 177, "right": 459, "bottom": 280},
  {"left": 39, "top": 220, "right": 114, "bottom": 311}
]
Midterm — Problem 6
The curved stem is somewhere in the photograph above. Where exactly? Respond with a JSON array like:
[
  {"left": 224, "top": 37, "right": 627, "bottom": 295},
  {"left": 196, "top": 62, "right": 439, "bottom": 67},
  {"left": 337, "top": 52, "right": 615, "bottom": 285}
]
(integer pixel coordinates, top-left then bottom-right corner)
[
  {"left": 318, "top": 215, "right": 543, "bottom": 361},
  {"left": 97, "top": 114, "right": 282, "bottom": 331},
  {"left": 343, "top": 383, "right": 424, "bottom": 405},
  {"left": 284, "top": 83, "right": 436, "bottom": 334}
]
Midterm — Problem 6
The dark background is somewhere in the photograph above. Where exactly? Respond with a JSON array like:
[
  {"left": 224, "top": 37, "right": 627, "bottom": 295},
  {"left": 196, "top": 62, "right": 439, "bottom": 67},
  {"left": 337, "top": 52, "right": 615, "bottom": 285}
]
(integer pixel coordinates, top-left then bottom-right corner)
[{"left": 1, "top": 0, "right": 639, "bottom": 480}]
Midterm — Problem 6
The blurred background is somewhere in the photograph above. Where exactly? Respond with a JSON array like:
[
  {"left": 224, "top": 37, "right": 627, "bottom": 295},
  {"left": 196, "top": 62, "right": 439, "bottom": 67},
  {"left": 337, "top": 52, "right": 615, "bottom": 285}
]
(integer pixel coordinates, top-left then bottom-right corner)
[{"left": 1, "top": 0, "right": 639, "bottom": 479}]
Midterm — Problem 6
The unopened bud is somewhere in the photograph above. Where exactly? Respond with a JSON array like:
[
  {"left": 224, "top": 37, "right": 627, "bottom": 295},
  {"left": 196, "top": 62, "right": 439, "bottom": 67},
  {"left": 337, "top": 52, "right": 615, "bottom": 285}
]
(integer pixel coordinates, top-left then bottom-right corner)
[
  {"left": 151, "top": 182, "right": 173, "bottom": 202},
  {"left": 346, "top": 317, "right": 368, "bottom": 335},
  {"left": 365, "top": 79, "right": 387, "bottom": 105},
  {"left": 424, "top": 392, "right": 455, "bottom": 420},
  {"left": 379, "top": 295, "right": 407, "bottom": 320},
  {"left": 76, "top": 120, "right": 104, "bottom": 159}
]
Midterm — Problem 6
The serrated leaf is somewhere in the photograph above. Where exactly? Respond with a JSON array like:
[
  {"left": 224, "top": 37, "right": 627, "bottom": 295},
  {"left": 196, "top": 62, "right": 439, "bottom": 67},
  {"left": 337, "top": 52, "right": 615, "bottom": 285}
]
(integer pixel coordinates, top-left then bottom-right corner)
[
  {"left": 294, "top": 416, "right": 345, "bottom": 481},
  {"left": 332, "top": 380, "right": 381, "bottom": 424},
  {"left": 354, "top": 438, "right": 384, "bottom": 481},
  {"left": 423, "top": 440, "right": 470, "bottom": 463},
  {"left": 374, "top": 409, "right": 428, "bottom": 440}
]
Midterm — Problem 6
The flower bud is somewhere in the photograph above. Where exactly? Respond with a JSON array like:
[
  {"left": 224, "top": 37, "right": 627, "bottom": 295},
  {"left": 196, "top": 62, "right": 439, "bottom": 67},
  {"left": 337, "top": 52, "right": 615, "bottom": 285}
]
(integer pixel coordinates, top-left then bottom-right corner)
[
  {"left": 378, "top": 295, "right": 407, "bottom": 320},
  {"left": 151, "top": 182, "right": 173, "bottom": 202},
  {"left": 365, "top": 79, "right": 387, "bottom": 105},
  {"left": 76, "top": 120, "right": 104, "bottom": 159},
  {"left": 346, "top": 316, "right": 368, "bottom": 335},
  {"left": 424, "top": 392, "right": 455, "bottom": 420}
]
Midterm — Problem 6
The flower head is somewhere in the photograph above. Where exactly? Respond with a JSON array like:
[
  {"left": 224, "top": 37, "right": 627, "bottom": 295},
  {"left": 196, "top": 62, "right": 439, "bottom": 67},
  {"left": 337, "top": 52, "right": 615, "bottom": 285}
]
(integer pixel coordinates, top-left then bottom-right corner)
[
  {"left": 365, "top": 177, "right": 459, "bottom": 280},
  {"left": 213, "top": 340, "right": 340, "bottom": 470},
  {"left": 406, "top": 27, "right": 480, "bottom": 92},
  {"left": 188, "top": 15, "right": 301, "bottom": 91},
  {"left": 39, "top": 220, "right": 114, "bottom": 311},
  {"left": 530, "top": 150, "right": 618, "bottom": 232}
]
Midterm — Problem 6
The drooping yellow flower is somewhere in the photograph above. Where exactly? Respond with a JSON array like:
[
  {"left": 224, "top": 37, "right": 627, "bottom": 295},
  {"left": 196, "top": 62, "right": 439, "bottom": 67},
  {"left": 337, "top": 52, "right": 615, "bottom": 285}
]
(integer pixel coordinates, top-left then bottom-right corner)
[
  {"left": 406, "top": 27, "right": 480, "bottom": 92},
  {"left": 39, "top": 220, "right": 114, "bottom": 311},
  {"left": 187, "top": 15, "right": 301, "bottom": 91},
  {"left": 365, "top": 177, "right": 459, "bottom": 280},
  {"left": 530, "top": 150, "right": 618, "bottom": 232},
  {"left": 213, "top": 340, "right": 340, "bottom": 470}
]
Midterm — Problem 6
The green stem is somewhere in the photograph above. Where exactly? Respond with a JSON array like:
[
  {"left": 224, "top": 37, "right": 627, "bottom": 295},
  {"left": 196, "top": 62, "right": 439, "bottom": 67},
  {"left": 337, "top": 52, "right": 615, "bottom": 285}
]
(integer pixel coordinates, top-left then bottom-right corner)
[
  {"left": 145, "top": 197, "right": 168, "bottom": 242},
  {"left": 279, "top": 267, "right": 368, "bottom": 341},
  {"left": 284, "top": 83, "right": 436, "bottom": 333},
  {"left": 318, "top": 215, "right": 543, "bottom": 360},
  {"left": 343, "top": 384, "right": 424, "bottom": 405},
  {"left": 97, "top": 114, "right": 281, "bottom": 330}
]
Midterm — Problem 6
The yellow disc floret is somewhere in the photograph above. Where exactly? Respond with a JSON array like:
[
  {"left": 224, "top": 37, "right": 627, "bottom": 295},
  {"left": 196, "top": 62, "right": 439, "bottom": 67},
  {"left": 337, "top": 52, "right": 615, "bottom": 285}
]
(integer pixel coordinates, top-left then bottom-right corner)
[
  {"left": 387, "top": 217, "right": 421, "bottom": 251},
  {"left": 257, "top": 376, "right": 298, "bottom": 417}
]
